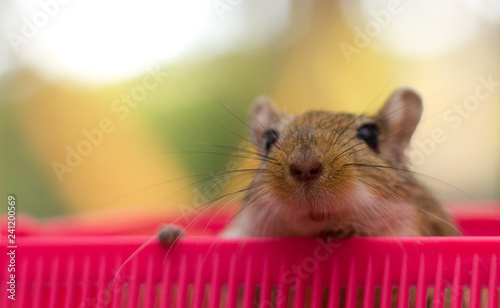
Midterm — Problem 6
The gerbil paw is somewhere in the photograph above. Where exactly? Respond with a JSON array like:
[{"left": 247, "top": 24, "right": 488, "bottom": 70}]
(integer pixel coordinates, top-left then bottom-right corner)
[
  {"left": 319, "top": 230, "right": 335, "bottom": 243},
  {"left": 158, "top": 224, "right": 185, "bottom": 246},
  {"left": 333, "top": 229, "right": 356, "bottom": 241}
]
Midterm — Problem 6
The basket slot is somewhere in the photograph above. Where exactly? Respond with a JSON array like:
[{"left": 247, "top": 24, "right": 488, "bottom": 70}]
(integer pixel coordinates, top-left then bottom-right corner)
[
  {"left": 470, "top": 254, "right": 482, "bottom": 308},
  {"left": 120, "top": 281, "right": 129, "bottom": 306},
  {"left": 111, "top": 255, "right": 124, "bottom": 308},
  {"left": 193, "top": 254, "right": 206, "bottom": 308},
  {"left": 288, "top": 286, "right": 296, "bottom": 307},
  {"left": 310, "top": 260, "right": 324, "bottom": 308},
  {"left": 125, "top": 257, "right": 140, "bottom": 308},
  {"left": 175, "top": 254, "right": 189, "bottom": 308},
  {"left": 226, "top": 254, "right": 239, "bottom": 308},
  {"left": 451, "top": 255, "right": 463, "bottom": 308},
  {"left": 304, "top": 286, "right": 313, "bottom": 307},
  {"left": 361, "top": 255, "right": 374, "bottom": 308},
  {"left": 480, "top": 287, "right": 489, "bottom": 307},
  {"left": 63, "top": 255, "right": 76, "bottom": 308},
  {"left": 143, "top": 254, "right": 156, "bottom": 307},
  {"left": 220, "top": 285, "right": 229, "bottom": 307},
  {"left": 259, "top": 255, "right": 272, "bottom": 308},
  {"left": 48, "top": 256, "right": 60, "bottom": 308},
  {"left": 327, "top": 255, "right": 340, "bottom": 308},
  {"left": 209, "top": 253, "right": 222, "bottom": 308},
  {"left": 159, "top": 255, "right": 172, "bottom": 307},
  {"left": 408, "top": 287, "right": 417, "bottom": 307},
  {"left": 33, "top": 256, "right": 45, "bottom": 308},
  {"left": 397, "top": 254, "right": 409, "bottom": 308},
  {"left": 464, "top": 288, "right": 472, "bottom": 308},
  {"left": 293, "top": 256, "right": 308, "bottom": 308},
  {"left": 345, "top": 257, "right": 357, "bottom": 307},
  {"left": 94, "top": 255, "right": 108, "bottom": 307},
  {"left": 427, "top": 287, "right": 435, "bottom": 307},
  {"left": 136, "top": 283, "right": 146, "bottom": 308},
  {"left": 433, "top": 254, "right": 445, "bottom": 308},
  {"left": 242, "top": 256, "right": 255, "bottom": 308},
  {"left": 237, "top": 285, "right": 246, "bottom": 308},
  {"left": 496, "top": 288, "right": 499, "bottom": 308},
  {"left": 380, "top": 255, "right": 392, "bottom": 307},
  {"left": 276, "top": 255, "right": 289, "bottom": 308},
  {"left": 487, "top": 255, "right": 498, "bottom": 308},
  {"left": 80, "top": 255, "right": 91, "bottom": 307},
  {"left": 416, "top": 253, "right": 428, "bottom": 307},
  {"left": 186, "top": 284, "right": 195, "bottom": 308},
  {"left": 445, "top": 288, "right": 453, "bottom": 307}
]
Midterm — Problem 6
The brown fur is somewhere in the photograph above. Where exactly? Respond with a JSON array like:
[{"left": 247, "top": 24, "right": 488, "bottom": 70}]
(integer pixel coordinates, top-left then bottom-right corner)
[{"left": 226, "top": 89, "right": 459, "bottom": 238}]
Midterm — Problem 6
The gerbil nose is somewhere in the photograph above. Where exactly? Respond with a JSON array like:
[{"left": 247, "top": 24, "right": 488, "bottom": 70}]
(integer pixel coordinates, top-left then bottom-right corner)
[{"left": 289, "top": 160, "right": 323, "bottom": 182}]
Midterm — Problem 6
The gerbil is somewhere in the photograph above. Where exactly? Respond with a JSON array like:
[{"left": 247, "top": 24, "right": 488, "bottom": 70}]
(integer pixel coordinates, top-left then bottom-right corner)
[
  {"left": 217, "top": 88, "right": 460, "bottom": 239},
  {"left": 158, "top": 88, "right": 462, "bottom": 307}
]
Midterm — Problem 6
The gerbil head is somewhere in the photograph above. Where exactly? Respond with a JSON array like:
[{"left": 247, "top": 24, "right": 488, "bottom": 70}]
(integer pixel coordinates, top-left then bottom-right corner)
[{"left": 246, "top": 89, "right": 423, "bottom": 236}]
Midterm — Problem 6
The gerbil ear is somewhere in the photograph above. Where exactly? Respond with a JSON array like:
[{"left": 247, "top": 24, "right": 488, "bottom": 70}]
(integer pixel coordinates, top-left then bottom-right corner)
[
  {"left": 377, "top": 88, "right": 423, "bottom": 164},
  {"left": 248, "top": 96, "right": 281, "bottom": 153}
]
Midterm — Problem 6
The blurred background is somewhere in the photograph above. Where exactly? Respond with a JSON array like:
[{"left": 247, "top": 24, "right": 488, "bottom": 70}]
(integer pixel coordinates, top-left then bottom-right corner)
[{"left": 1, "top": 0, "right": 499, "bottom": 222}]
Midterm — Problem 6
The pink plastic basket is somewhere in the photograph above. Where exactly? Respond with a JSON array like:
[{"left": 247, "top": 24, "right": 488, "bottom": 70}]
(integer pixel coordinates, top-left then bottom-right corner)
[{"left": 2, "top": 203, "right": 500, "bottom": 308}]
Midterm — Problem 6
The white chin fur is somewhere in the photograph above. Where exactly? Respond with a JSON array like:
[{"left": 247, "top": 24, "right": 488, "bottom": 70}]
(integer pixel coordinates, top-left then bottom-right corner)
[{"left": 222, "top": 182, "right": 418, "bottom": 238}]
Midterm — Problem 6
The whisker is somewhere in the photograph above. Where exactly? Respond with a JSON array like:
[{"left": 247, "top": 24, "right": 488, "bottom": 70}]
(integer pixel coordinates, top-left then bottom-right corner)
[
  {"left": 181, "top": 60, "right": 286, "bottom": 153},
  {"left": 415, "top": 207, "right": 463, "bottom": 236},
  {"left": 182, "top": 60, "right": 266, "bottom": 144},
  {"left": 111, "top": 168, "right": 268, "bottom": 204},
  {"left": 191, "top": 143, "right": 281, "bottom": 163},
  {"left": 124, "top": 149, "right": 280, "bottom": 165},
  {"left": 152, "top": 168, "right": 267, "bottom": 210},
  {"left": 327, "top": 112, "right": 347, "bottom": 153},
  {"left": 202, "top": 178, "right": 258, "bottom": 236},
  {"left": 357, "top": 179, "right": 419, "bottom": 232},
  {"left": 330, "top": 113, "right": 365, "bottom": 154},
  {"left": 347, "top": 163, "right": 479, "bottom": 208},
  {"left": 234, "top": 190, "right": 270, "bottom": 222},
  {"left": 335, "top": 138, "right": 367, "bottom": 160},
  {"left": 161, "top": 182, "right": 265, "bottom": 261},
  {"left": 178, "top": 182, "right": 265, "bottom": 224},
  {"left": 169, "top": 75, "right": 260, "bottom": 149},
  {"left": 345, "top": 163, "right": 411, "bottom": 174}
]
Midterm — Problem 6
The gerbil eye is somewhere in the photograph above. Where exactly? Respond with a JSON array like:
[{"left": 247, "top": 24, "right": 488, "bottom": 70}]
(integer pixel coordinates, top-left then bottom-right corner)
[
  {"left": 263, "top": 129, "right": 279, "bottom": 153},
  {"left": 357, "top": 123, "right": 379, "bottom": 153}
]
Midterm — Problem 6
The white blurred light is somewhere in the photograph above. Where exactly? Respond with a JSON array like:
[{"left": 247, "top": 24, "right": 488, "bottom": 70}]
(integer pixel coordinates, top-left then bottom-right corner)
[
  {"left": 340, "top": 0, "right": 495, "bottom": 58},
  {"left": 461, "top": 0, "right": 500, "bottom": 25},
  {"left": 18, "top": 0, "right": 212, "bottom": 84},
  {"left": 4, "top": 0, "right": 290, "bottom": 85}
]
